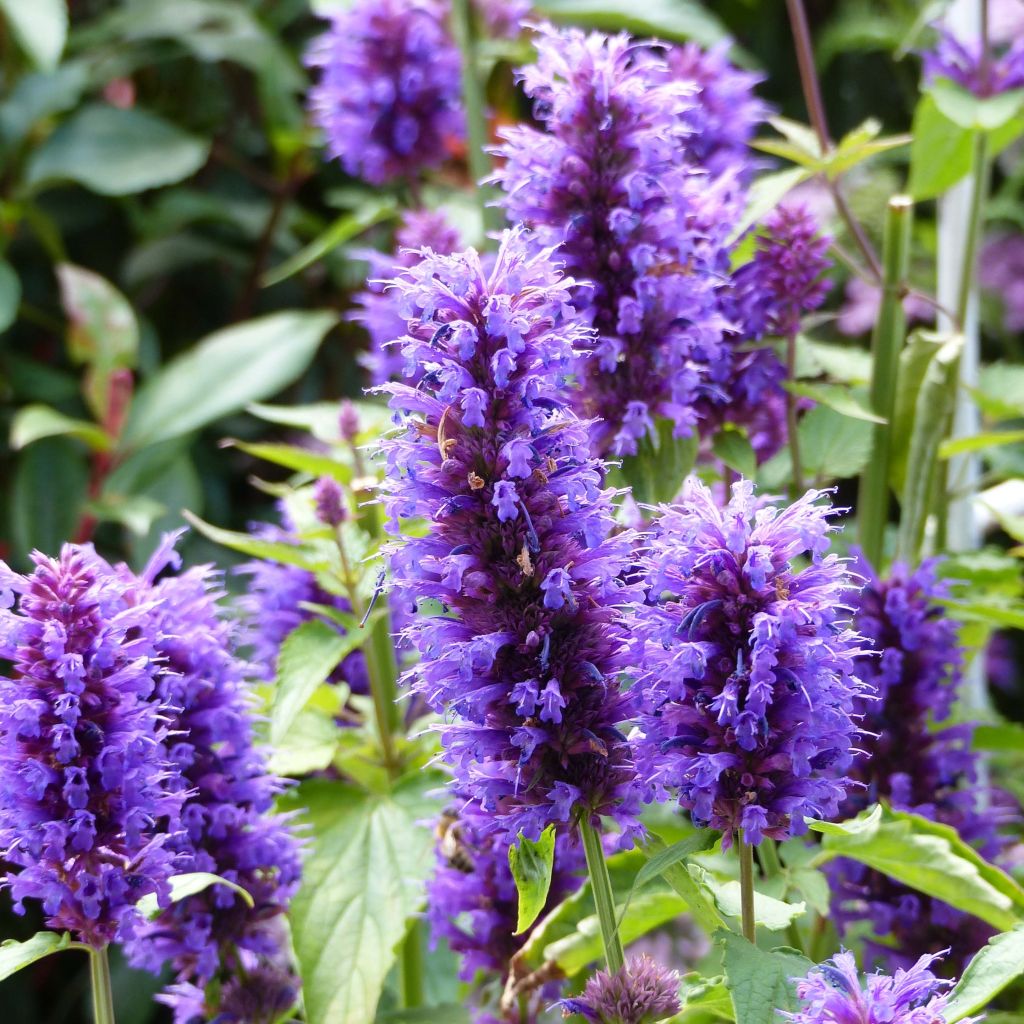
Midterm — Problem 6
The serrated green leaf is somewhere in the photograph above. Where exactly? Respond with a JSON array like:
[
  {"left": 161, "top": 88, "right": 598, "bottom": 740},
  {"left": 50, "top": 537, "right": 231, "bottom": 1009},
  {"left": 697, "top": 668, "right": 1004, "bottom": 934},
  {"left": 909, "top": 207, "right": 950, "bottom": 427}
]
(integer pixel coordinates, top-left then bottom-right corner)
[
  {"left": 10, "top": 404, "right": 112, "bottom": 452},
  {"left": 0, "top": 931, "right": 74, "bottom": 983},
  {"left": 137, "top": 872, "right": 254, "bottom": 920},
  {"left": 720, "top": 933, "right": 812, "bottom": 1024},
  {"left": 799, "top": 403, "right": 874, "bottom": 480},
  {"left": 943, "top": 925, "right": 1024, "bottom": 1022},
  {"left": 509, "top": 826, "right": 556, "bottom": 935}
]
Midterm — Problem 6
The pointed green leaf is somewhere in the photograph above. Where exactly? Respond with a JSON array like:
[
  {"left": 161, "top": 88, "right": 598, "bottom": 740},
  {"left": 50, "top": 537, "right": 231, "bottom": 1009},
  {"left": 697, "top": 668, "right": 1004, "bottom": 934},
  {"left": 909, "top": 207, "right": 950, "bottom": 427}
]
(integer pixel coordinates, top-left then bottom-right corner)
[
  {"left": 943, "top": 926, "right": 1024, "bottom": 1022},
  {"left": 137, "top": 872, "right": 254, "bottom": 920},
  {"left": 0, "top": 260, "right": 21, "bottom": 334},
  {"left": 10, "top": 404, "right": 112, "bottom": 452},
  {"left": 0, "top": 0, "right": 67, "bottom": 70},
  {"left": 183, "top": 511, "right": 330, "bottom": 572},
  {"left": 509, "top": 826, "right": 557, "bottom": 935},
  {"left": 0, "top": 931, "right": 74, "bottom": 983}
]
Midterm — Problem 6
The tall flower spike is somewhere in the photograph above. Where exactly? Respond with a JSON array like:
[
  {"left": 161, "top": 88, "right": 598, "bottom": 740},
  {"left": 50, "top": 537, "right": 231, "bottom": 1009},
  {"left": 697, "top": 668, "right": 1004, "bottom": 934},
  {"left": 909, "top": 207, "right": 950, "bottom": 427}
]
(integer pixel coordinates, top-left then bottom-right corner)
[
  {"left": 829, "top": 553, "right": 1007, "bottom": 968},
  {"left": 0, "top": 545, "right": 182, "bottom": 948},
  {"left": 425, "top": 797, "right": 582, "bottom": 1022},
  {"left": 492, "top": 25, "right": 737, "bottom": 456},
  {"left": 631, "top": 479, "right": 868, "bottom": 845},
  {"left": 782, "top": 949, "right": 980, "bottom": 1024},
  {"left": 378, "top": 229, "right": 642, "bottom": 841},
  {"left": 306, "top": 0, "right": 463, "bottom": 185},
  {"left": 125, "top": 537, "right": 302, "bottom": 1016},
  {"left": 562, "top": 954, "right": 681, "bottom": 1024}
]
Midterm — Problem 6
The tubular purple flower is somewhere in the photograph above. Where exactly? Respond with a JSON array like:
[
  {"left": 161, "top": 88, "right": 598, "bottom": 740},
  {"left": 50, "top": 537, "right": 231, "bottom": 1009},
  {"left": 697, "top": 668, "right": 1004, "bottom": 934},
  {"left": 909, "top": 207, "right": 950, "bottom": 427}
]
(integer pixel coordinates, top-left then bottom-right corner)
[
  {"left": 561, "top": 954, "right": 681, "bottom": 1024},
  {"left": 0, "top": 545, "right": 182, "bottom": 948},
  {"left": 782, "top": 949, "right": 980, "bottom": 1024},
  {"left": 922, "top": 22, "right": 1024, "bottom": 96},
  {"left": 631, "top": 479, "right": 869, "bottom": 845},
  {"left": 378, "top": 229, "right": 642, "bottom": 842},
  {"left": 306, "top": 0, "right": 463, "bottom": 185}
]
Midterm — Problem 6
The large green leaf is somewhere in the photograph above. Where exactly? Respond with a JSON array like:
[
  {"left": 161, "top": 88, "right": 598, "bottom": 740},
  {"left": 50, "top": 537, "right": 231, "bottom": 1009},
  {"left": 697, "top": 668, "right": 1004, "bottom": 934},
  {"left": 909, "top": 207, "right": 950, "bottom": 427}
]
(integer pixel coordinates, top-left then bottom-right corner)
[
  {"left": 183, "top": 512, "right": 330, "bottom": 573},
  {"left": 10, "top": 404, "right": 111, "bottom": 452},
  {"left": 0, "top": 0, "right": 67, "bottom": 70},
  {"left": 122, "top": 311, "right": 335, "bottom": 448},
  {"left": 0, "top": 931, "right": 74, "bottom": 983},
  {"left": 943, "top": 925, "right": 1024, "bottom": 1022},
  {"left": 509, "top": 827, "right": 556, "bottom": 935},
  {"left": 798, "top": 403, "right": 874, "bottom": 481},
  {"left": 284, "top": 776, "right": 443, "bottom": 1024},
  {"left": 26, "top": 104, "right": 211, "bottom": 196},
  {"left": 720, "top": 933, "right": 811, "bottom": 1024},
  {"left": 617, "top": 417, "right": 699, "bottom": 506}
]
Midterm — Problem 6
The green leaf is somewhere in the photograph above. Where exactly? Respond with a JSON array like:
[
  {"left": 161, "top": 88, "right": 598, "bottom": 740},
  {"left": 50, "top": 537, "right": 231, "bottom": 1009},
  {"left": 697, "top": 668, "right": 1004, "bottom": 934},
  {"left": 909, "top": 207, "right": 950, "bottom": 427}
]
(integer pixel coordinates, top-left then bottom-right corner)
[
  {"left": 224, "top": 440, "right": 350, "bottom": 482},
  {"left": 0, "top": 931, "right": 74, "bottom": 983},
  {"left": 10, "top": 404, "right": 111, "bottom": 452},
  {"left": 284, "top": 776, "right": 443, "bottom": 1024},
  {"left": 642, "top": 832, "right": 725, "bottom": 937},
  {"left": 509, "top": 826, "right": 556, "bottom": 935},
  {"left": 976, "top": 362, "right": 1024, "bottom": 418},
  {"left": 183, "top": 511, "right": 329, "bottom": 572},
  {"left": 931, "top": 79, "right": 1024, "bottom": 131},
  {"left": 766, "top": 116, "right": 822, "bottom": 161},
  {"left": 122, "top": 311, "right": 335, "bottom": 448},
  {"left": 267, "top": 710, "right": 340, "bottom": 777},
  {"left": 784, "top": 381, "right": 886, "bottom": 424},
  {"left": 797, "top": 337, "right": 873, "bottom": 384},
  {"left": 137, "top": 872, "right": 254, "bottom": 920},
  {"left": 825, "top": 117, "right": 910, "bottom": 178},
  {"left": 728, "top": 167, "right": 810, "bottom": 245},
  {"left": 909, "top": 94, "right": 975, "bottom": 201},
  {"left": 262, "top": 198, "right": 397, "bottom": 287},
  {"left": 617, "top": 417, "right": 698, "bottom": 506},
  {"left": 939, "top": 430, "right": 1024, "bottom": 459},
  {"left": 799, "top": 403, "right": 874, "bottom": 481},
  {"left": 271, "top": 619, "right": 365, "bottom": 745},
  {"left": 720, "top": 933, "right": 811, "bottom": 1024},
  {"left": 943, "top": 925, "right": 1024, "bottom": 1022},
  {"left": 678, "top": 974, "right": 736, "bottom": 1022},
  {"left": 692, "top": 865, "right": 805, "bottom": 932},
  {"left": 974, "top": 722, "right": 1024, "bottom": 753},
  {"left": 0, "top": 259, "right": 21, "bottom": 334},
  {"left": 248, "top": 399, "right": 393, "bottom": 444},
  {"left": 712, "top": 429, "right": 756, "bottom": 479},
  {"left": 26, "top": 104, "right": 211, "bottom": 196},
  {"left": 0, "top": 0, "right": 67, "bottom": 70}
]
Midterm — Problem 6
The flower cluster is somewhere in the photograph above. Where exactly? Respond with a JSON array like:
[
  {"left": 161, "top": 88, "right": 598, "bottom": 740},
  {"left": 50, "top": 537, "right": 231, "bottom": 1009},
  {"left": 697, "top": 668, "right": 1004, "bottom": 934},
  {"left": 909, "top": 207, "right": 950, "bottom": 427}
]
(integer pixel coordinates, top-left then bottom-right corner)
[
  {"left": 829, "top": 554, "right": 1004, "bottom": 967},
  {"left": 307, "top": 0, "right": 463, "bottom": 185},
  {"left": 782, "top": 950, "right": 978, "bottom": 1024},
  {"left": 922, "top": 22, "right": 1024, "bottom": 97},
  {"left": 562, "top": 955, "right": 681, "bottom": 1024},
  {"left": 378, "top": 230, "right": 641, "bottom": 841},
  {"left": 425, "top": 797, "right": 582, "bottom": 1021},
  {"left": 492, "top": 25, "right": 737, "bottom": 456},
  {"left": 0, "top": 545, "right": 182, "bottom": 948},
  {"left": 631, "top": 479, "right": 868, "bottom": 844},
  {"left": 125, "top": 537, "right": 301, "bottom": 1020},
  {"left": 354, "top": 208, "right": 462, "bottom": 385}
]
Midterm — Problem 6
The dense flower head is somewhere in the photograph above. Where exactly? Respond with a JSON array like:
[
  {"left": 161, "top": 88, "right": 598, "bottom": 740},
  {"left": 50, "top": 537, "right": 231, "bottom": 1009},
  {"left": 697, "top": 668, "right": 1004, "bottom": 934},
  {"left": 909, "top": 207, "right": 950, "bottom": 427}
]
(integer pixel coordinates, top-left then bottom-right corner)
[
  {"left": 781, "top": 950, "right": 979, "bottom": 1024},
  {"left": 631, "top": 479, "right": 868, "bottom": 844},
  {"left": 355, "top": 208, "right": 463, "bottom": 385},
  {"left": 562, "top": 955, "right": 681, "bottom": 1024},
  {"left": 830, "top": 553, "right": 1004, "bottom": 968},
  {"left": 0, "top": 545, "right": 182, "bottom": 948},
  {"left": 980, "top": 232, "right": 1024, "bottom": 333},
  {"left": 492, "top": 25, "right": 739, "bottom": 456},
  {"left": 922, "top": 22, "right": 1024, "bottom": 96},
  {"left": 314, "top": 476, "right": 349, "bottom": 527},
  {"left": 125, "top": 537, "right": 301, "bottom": 999},
  {"left": 159, "top": 957, "right": 299, "bottom": 1024},
  {"left": 425, "top": 797, "right": 582, "bottom": 1021},
  {"left": 378, "top": 229, "right": 642, "bottom": 841},
  {"left": 306, "top": 0, "right": 463, "bottom": 185}
]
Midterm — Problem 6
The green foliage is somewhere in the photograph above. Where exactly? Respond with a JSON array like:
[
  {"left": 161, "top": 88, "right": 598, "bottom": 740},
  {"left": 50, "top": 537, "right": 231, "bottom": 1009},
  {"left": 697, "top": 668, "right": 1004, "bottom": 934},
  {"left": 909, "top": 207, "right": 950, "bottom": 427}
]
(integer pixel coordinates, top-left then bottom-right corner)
[
  {"left": 719, "top": 933, "right": 811, "bottom": 1024},
  {"left": 509, "top": 827, "right": 557, "bottom": 935},
  {"left": 0, "top": 931, "right": 74, "bottom": 984},
  {"left": 616, "top": 416, "right": 699, "bottom": 506},
  {"left": 136, "top": 872, "right": 254, "bottom": 920}
]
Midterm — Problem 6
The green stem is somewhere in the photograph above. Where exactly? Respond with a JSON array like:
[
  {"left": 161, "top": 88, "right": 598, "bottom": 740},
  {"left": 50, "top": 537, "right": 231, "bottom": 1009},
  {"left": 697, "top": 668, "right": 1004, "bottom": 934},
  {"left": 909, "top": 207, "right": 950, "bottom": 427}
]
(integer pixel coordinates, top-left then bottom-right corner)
[
  {"left": 738, "top": 832, "right": 756, "bottom": 943},
  {"left": 89, "top": 947, "right": 116, "bottom": 1024},
  {"left": 785, "top": 331, "right": 803, "bottom": 497},
  {"left": 758, "top": 838, "right": 783, "bottom": 878},
  {"left": 579, "top": 817, "right": 625, "bottom": 973},
  {"left": 400, "top": 918, "right": 425, "bottom": 1010},
  {"left": 857, "top": 195, "right": 914, "bottom": 568},
  {"left": 450, "top": 0, "right": 501, "bottom": 239},
  {"left": 956, "top": 132, "right": 990, "bottom": 329}
]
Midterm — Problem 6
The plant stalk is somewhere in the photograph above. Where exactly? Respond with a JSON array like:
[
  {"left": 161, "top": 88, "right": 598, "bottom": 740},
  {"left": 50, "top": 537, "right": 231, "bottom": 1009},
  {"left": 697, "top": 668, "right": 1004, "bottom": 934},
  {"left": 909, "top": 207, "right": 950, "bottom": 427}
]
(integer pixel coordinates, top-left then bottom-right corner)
[
  {"left": 579, "top": 817, "right": 625, "bottom": 973},
  {"left": 955, "top": 132, "right": 990, "bottom": 329},
  {"left": 400, "top": 919, "right": 425, "bottom": 1009},
  {"left": 89, "top": 947, "right": 117, "bottom": 1024},
  {"left": 785, "top": 332, "right": 803, "bottom": 496},
  {"left": 858, "top": 195, "right": 914, "bottom": 568},
  {"left": 738, "top": 832, "right": 756, "bottom": 944}
]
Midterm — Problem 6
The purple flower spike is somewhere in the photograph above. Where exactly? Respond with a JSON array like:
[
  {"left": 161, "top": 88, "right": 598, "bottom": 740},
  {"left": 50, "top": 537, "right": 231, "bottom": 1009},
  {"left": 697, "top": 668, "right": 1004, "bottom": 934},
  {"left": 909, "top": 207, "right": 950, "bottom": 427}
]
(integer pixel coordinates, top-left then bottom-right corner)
[
  {"left": 378, "top": 229, "right": 642, "bottom": 842},
  {"left": 631, "top": 479, "right": 869, "bottom": 844},
  {"left": 0, "top": 545, "right": 183, "bottom": 948},
  {"left": 782, "top": 949, "right": 980, "bottom": 1024},
  {"left": 306, "top": 0, "right": 463, "bottom": 185},
  {"left": 923, "top": 23, "right": 1024, "bottom": 97},
  {"left": 562, "top": 955, "right": 681, "bottom": 1024}
]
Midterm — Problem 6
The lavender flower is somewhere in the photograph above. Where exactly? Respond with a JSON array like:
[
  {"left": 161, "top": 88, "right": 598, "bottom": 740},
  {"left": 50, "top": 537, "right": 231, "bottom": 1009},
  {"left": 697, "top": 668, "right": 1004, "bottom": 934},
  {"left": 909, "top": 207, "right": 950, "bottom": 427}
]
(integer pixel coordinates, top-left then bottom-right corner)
[
  {"left": 830, "top": 554, "right": 1005, "bottom": 968},
  {"left": 125, "top": 537, "right": 301, "bottom": 1006},
  {"left": 980, "top": 232, "right": 1024, "bottom": 333},
  {"left": 306, "top": 0, "right": 463, "bottom": 185},
  {"left": 426, "top": 797, "right": 582, "bottom": 1021},
  {"left": 313, "top": 476, "right": 349, "bottom": 527},
  {"left": 781, "top": 950, "right": 979, "bottom": 1024},
  {"left": 562, "top": 955, "right": 681, "bottom": 1024},
  {"left": 354, "top": 208, "right": 462, "bottom": 385},
  {"left": 631, "top": 479, "right": 868, "bottom": 845},
  {"left": 923, "top": 22, "right": 1024, "bottom": 96},
  {"left": 379, "top": 230, "right": 641, "bottom": 841},
  {"left": 0, "top": 545, "right": 182, "bottom": 948},
  {"left": 492, "top": 25, "right": 736, "bottom": 456}
]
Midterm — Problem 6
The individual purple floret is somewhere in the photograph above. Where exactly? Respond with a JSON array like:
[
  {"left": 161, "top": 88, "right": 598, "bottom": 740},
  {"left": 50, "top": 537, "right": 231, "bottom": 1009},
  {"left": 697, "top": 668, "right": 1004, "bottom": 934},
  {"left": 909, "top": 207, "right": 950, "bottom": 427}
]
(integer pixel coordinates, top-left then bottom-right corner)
[
  {"left": 631, "top": 479, "right": 868, "bottom": 845},
  {"left": 0, "top": 545, "right": 182, "bottom": 948},
  {"left": 562, "top": 954, "right": 681, "bottom": 1024},
  {"left": 829, "top": 554, "right": 1006, "bottom": 968},
  {"left": 492, "top": 25, "right": 736, "bottom": 456},
  {"left": 306, "top": 0, "right": 463, "bottom": 185},
  {"left": 922, "top": 22, "right": 1024, "bottom": 96},
  {"left": 425, "top": 797, "right": 582, "bottom": 1021},
  {"left": 781, "top": 949, "right": 979, "bottom": 1024},
  {"left": 378, "top": 230, "right": 642, "bottom": 842},
  {"left": 980, "top": 232, "right": 1024, "bottom": 333},
  {"left": 354, "top": 208, "right": 462, "bottom": 385},
  {"left": 125, "top": 537, "right": 301, "bottom": 1010}
]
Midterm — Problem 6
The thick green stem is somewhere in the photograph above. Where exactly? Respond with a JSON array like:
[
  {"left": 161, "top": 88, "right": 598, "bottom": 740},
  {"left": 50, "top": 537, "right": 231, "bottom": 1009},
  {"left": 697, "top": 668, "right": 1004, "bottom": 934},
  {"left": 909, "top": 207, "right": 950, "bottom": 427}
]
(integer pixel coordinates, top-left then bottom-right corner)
[
  {"left": 579, "top": 818, "right": 625, "bottom": 973},
  {"left": 89, "top": 947, "right": 116, "bottom": 1024},
  {"left": 785, "top": 332, "right": 803, "bottom": 497},
  {"left": 858, "top": 195, "right": 913, "bottom": 568},
  {"left": 400, "top": 918, "right": 425, "bottom": 1010},
  {"left": 956, "top": 132, "right": 990, "bottom": 329},
  {"left": 738, "top": 832, "right": 756, "bottom": 944},
  {"left": 450, "top": 0, "right": 501, "bottom": 239}
]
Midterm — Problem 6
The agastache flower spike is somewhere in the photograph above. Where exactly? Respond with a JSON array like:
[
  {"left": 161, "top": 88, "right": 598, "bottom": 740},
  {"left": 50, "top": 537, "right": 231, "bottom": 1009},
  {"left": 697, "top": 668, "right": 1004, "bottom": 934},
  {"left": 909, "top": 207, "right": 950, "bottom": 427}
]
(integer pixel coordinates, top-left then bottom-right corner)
[
  {"left": 378, "top": 229, "right": 642, "bottom": 841},
  {"left": 562, "top": 955, "right": 681, "bottom": 1024},
  {"left": 631, "top": 479, "right": 868, "bottom": 845},
  {"left": 0, "top": 545, "right": 183, "bottom": 948}
]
